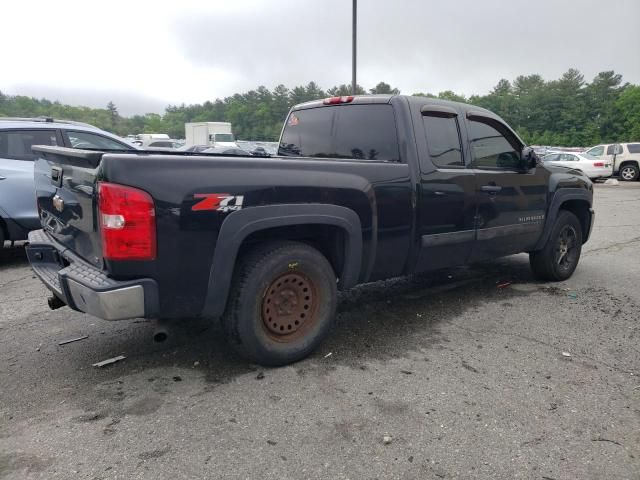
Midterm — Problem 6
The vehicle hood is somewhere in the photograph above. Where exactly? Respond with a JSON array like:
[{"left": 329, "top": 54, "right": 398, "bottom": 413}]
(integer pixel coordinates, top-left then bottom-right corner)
[{"left": 542, "top": 163, "right": 593, "bottom": 191}]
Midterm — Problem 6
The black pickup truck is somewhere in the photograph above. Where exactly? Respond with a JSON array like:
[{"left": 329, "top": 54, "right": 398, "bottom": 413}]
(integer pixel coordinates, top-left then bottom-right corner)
[{"left": 27, "top": 95, "right": 594, "bottom": 365}]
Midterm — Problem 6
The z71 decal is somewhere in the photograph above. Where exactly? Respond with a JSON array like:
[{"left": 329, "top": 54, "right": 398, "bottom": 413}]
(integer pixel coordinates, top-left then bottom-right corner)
[{"left": 192, "top": 194, "right": 244, "bottom": 212}]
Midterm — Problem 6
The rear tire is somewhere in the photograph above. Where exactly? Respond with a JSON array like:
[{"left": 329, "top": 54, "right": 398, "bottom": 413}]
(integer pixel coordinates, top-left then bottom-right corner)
[
  {"left": 221, "top": 241, "right": 337, "bottom": 366},
  {"left": 530, "top": 210, "right": 582, "bottom": 281},
  {"left": 619, "top": 164, "right": 639, "bottom": 181}
]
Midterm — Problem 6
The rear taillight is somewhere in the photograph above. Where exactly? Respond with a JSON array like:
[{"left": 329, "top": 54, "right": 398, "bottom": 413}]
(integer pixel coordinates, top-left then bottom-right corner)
[
  {"left": 98, "top": 182, "right": 156, "bottom": 260},
  {"left": 323, "top": 96, "right": 354, "bottom": 105},
  {"left": 593, "top": 162, "right": 605, "bottom": 167}
]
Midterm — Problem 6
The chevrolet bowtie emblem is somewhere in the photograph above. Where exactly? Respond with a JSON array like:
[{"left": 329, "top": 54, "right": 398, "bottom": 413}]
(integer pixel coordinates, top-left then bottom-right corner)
[{"left": 52, "top": 194, "right": 64, "bottom": 212}]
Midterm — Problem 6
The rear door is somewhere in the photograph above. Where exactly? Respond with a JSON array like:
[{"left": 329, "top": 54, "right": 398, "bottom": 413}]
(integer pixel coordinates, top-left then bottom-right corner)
[
  {"left": 413, "top": 105, "right": 477, "bottom": 272},
  {"left": 466, "top": 115, "right": 547, "bottom": 260},
  {"left": 0, "top": 129, "right": 62, "bottom": 232}
]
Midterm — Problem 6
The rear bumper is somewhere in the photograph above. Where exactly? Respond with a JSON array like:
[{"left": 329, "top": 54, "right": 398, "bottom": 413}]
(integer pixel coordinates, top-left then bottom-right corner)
[{"left": 26, "top": 230, "right": 159, "bottom": 320}]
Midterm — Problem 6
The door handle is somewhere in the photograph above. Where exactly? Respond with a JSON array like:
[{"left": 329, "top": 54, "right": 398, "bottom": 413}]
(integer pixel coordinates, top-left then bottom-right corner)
[
  {"left": 481, "top": 185, "right": 502, "bottom": 194},
  {"left": 0, "top": 176, "right": 6, "bottom": 180}
]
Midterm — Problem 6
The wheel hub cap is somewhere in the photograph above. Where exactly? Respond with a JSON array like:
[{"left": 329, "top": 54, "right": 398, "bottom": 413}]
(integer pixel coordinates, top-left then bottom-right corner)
[{"left": 262, "top": 273, "right": 315, "bottom": 337}]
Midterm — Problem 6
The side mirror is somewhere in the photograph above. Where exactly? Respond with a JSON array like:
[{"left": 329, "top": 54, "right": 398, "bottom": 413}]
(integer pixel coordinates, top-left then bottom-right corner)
[{"left": 520, "top": 147, "right": 538, "bottom": 170}]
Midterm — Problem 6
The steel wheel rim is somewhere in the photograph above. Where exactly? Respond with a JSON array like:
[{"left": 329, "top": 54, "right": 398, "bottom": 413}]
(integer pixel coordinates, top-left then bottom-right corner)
[
  {"left": 621, "top": 167, "right": 635, "bottom": 180},
  {"left": 555, "top": 225, "right": 578, "bottom": 271},
  {"left": 261, "top": 272, "right": 319, "bottom": 342}
]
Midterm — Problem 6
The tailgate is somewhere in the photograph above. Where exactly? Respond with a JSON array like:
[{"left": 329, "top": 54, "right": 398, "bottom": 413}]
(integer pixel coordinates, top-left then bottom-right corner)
[{"left": 32, "top": 146, "right": 105, "bottom": 268}]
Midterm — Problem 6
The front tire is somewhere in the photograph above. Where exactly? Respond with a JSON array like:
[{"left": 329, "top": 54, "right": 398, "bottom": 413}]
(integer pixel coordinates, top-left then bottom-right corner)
[
  {"left": 530, "top": 210, "right": 583, "bottom": 281},
  {"left": 619, "top": 164, "right": 639, "bottom": 181},
  {"left": 222, "top": 241, "right": 337, "bottom": 366}
]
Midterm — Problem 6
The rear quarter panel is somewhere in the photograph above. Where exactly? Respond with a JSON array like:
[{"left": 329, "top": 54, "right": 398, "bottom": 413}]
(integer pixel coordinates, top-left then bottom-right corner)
[{"left": 99, "top": 154, "right": 412, "bottom": 318}]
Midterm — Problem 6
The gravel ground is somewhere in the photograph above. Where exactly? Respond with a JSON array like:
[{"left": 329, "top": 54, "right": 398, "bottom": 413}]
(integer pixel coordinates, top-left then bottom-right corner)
[{"left": 1, "top": 183, "right": 639, "bottom": 480}]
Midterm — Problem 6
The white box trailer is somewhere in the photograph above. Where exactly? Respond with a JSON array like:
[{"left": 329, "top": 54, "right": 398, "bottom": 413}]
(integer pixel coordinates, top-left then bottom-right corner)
[{"left": 185, "top": 122, "right": 236, "bottom": 148}]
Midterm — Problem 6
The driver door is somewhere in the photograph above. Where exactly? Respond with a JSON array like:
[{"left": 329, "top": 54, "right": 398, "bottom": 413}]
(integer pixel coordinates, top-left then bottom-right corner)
[{"left": 466, "top": 115, "right": 548, "bottom": 261}]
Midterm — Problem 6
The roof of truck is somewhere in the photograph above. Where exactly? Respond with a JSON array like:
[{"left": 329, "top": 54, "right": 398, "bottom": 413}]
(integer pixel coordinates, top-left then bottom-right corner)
[{"left": 292, "top": 94, "right": 497, "bottom": 118}]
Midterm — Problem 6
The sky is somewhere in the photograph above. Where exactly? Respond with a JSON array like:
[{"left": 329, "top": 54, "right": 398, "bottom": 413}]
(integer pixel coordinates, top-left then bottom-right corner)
[{"left": 2, "top": 0, "right": 639, "bottom": 116}]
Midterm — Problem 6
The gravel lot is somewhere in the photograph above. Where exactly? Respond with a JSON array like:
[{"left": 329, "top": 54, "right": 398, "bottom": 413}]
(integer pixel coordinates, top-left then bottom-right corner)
[{"left": 1, "top": 183, "right": 639, "bottom": 480}]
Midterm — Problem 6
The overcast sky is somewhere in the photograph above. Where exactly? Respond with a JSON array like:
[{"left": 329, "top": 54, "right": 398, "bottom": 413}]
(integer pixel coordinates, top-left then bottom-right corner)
[{"left": 3, "top": 0, "right": 639, "bottom": 116}]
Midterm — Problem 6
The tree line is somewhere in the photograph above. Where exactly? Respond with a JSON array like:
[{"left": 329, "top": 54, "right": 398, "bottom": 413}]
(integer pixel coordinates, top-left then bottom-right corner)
[{"left": 1, "top": 69, "right": 639, "bottom": 146}]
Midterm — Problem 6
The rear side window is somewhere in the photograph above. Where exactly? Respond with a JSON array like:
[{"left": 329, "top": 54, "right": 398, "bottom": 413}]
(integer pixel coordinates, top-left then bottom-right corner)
[
  {"left": 66, "top": 131, "right": 128, "bottom": 150},
  {"left": 468, "top": 119, "right": 521, "bottom": 169},
  {"left": 0, "top": 129, "right": 58, "bottom": 161},
  {"left": 279, "top": 104, "right": 400, "bottom": 161},
  {"left": 422, "top": 114, "right": 464, "bottom": 167},
  {"left": 627, "top": 144, "right": 640, "bottom": 154},
  {"left": 606, "top": 145, "right": 617, "bottom": 155}
]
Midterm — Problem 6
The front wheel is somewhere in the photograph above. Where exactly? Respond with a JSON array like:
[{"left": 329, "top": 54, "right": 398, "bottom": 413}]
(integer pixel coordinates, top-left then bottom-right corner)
[
  {"left": 530, "top": 210, "right": 583, "bottom": 281},
  {"left": 222, "top": 241, "right": 337, "bottom": 366},
  {"left": 619, "top": 164, "right": 639, "bottom": 181}
]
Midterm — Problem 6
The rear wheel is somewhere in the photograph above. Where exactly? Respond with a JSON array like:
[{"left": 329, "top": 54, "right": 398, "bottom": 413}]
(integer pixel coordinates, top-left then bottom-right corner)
[
  {"left": 222, "top": 241, "right": 337, "bottom": 366},
  {"left": 530, "top": 210, "right": 582, "bottom": 281},
  {"left": 619, "top": 164, "right": 639, "bottom": 181}
]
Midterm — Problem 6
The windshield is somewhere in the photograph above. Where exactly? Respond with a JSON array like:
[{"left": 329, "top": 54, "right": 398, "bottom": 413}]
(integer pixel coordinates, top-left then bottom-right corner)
[{"left": 214, "top": 133, "right": 235, "bottom": 142}]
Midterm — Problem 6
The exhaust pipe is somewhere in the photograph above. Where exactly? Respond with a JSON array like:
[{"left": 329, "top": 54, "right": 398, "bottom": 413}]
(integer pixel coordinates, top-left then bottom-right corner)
[
  {"left": 47, "top": 295, "right": 66, "bottom": 310},
  {"left": 153, "top": 325, "right": 169, "bottom": 343}
]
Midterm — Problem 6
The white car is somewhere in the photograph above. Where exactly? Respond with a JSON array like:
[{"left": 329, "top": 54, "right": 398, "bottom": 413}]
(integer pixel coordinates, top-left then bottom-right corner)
[{"left": 542, "top": 152, "right": 613, "bottom": 180}]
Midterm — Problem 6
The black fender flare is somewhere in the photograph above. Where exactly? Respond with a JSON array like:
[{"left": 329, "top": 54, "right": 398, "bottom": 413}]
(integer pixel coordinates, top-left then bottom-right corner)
[
  {"left": 533, "top": 188, "right": 593, "bottom": 251},
  {"left": 201, "top": 203, "right": 363, "bottom": 317}
]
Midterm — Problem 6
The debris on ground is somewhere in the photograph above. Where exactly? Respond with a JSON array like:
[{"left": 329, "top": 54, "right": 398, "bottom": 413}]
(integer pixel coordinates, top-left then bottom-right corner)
[
  {"left": 383, "top": 434, "right": 393, "bottom": 444},
  {"left": 193, "top": 361, "right": 200, "bottom": 367},
  {"left": 324, "top": 352, "right": 333, "bottom": 358},
  {"left": 561, "top": 351, "right": 572, "bottom": 357},
  {"left": 400, "top": 370, "right": 413, "bottom": 375},
  {"left": 604, "top": 178, "right": 619, "bottom": 185},
  {"left": 172, "top": 376, "right": 182, "bottom": 382},
  {"left": 256, "top": 372, "right": 265, "bottom": 380},
  {"left": 567, "top": 292, "right": 578, "bottom": 299},
  {"left": 92, "top": 355, "right": 126, "bottom": 368},
  {"left": 497, "top": 282, "right": 511, "bottom": 289},
  {"left": 267, "top": 440, "right": 277, "bottom": 446},
  {"left": 58, "top": 335, "right": 89, "bottom": 346}
]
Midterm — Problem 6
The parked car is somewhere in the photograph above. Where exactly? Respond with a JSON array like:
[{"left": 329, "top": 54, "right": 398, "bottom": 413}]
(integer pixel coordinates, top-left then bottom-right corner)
[
  {"left": 542, "top": 151, "right": 612, "bottom": 180},
  {"left": 26, "top": 95, "right": 594, "bottom": 366},
  {"left": 177, "top": 144, "right": 211, "bottom": 153},
  {"left": 138, "top": 139, "right": 176, "bottom": 151},
  {"left": 0, "top": 118, "right": 134, "bottom": 247},
  {"left": 584, "top": 143, "right": 640, "bottom": 181}
]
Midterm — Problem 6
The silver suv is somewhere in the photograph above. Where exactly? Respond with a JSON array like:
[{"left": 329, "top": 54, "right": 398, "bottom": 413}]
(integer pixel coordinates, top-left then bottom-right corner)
[
  {"left": 0, "top": 118, "right": 133, "bottom": 247},
  {"left": 584, "top": 143, "right": 640, "bottom": 181}
]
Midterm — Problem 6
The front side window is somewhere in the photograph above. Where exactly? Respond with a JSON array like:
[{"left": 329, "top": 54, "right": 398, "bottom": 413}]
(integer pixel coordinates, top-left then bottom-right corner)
[
  {"left": 561, "top": 154, "right": 578, "bottom": 162},
  {"left": 468, "top": 119, "right": 520, "bottom": 169},
  {"left": 66, "top": 131, "right": 128, "bottom": 150},
  {"left": 587, "top": 146, "right": 604, "bottom": 157},
  {"left": 422, "top": 114, "right": 464, "bottom": 168},
  {"left": 0, "top": 129, "right": 58, "bottom": 161},
  {"left": 279, "top": 104, "right": 400, "bottom": 161}
]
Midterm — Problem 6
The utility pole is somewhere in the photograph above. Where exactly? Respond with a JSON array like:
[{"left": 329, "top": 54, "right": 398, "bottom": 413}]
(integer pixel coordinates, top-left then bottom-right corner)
[{"left": 352, "top": 0, "right": 357, "bottom": 95}]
